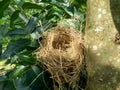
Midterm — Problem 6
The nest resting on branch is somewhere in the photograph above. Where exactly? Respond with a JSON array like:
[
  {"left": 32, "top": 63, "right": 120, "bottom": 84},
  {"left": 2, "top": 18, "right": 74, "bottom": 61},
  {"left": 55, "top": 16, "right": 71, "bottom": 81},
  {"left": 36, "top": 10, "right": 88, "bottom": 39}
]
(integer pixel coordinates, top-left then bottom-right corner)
[{"left": 36, "top": 26, "right": 86, "bottom": 89}]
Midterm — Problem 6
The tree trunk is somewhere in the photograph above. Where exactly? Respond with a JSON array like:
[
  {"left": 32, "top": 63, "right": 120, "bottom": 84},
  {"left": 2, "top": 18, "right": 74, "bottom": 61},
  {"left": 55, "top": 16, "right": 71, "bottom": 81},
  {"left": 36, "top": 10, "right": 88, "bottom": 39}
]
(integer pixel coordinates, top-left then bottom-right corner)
[{"left": 85, "top": 0, "right": 120, "bottom": 90}]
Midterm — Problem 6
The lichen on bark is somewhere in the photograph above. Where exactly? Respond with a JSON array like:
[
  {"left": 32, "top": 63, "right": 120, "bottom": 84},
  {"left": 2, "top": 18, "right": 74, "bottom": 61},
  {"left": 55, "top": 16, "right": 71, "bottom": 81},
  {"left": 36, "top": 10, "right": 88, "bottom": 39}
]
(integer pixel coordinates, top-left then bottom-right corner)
[{"left": 85, "top": 0, "right": 120, "bottom": 90}]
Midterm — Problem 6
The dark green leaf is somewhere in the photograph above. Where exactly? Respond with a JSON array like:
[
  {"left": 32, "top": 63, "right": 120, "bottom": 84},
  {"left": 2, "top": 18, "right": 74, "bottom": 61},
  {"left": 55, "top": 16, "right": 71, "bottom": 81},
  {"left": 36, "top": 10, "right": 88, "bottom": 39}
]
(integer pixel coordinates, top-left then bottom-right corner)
[
  {"left": 10, "top": 10, "right": 20, "bottom": 27},
  {"left": 0, "top": 80, "right": 16, "bottom": 90},
  {"left": 6, "top": 28, "right": 27, "bottom": 38},
  {"left": 0, "top": 31, "right": 2, "bottom": 55},
  {"left": 46, "top": 5, "right": 70, "bottom": 20},
  {"left": 41, "top": 0, "right": 52, "bottom": 3},
  {"left": 53, "top": 4, "right": 73, "bottom": 17},
  {"left": 0, "top": 24, "right": 9, "bottom": 36},
  {"left": 0, "top": 76, "right": 6, "bottom": 81},
  {"left": 14, "top": 78, "right": 31, "bottom": 90},
  {"left": 24, "top": 66, "right": 53, "bottom": 90},
  {"left": 35, "top": 20, "right": 51, "bottom": 33},
  {"left": 0, "top": 79, "right": 31, "bottom": 90},
  {"left": 56, "top": 0, "right": 65, "bottom": 2},
  {"left": 26, "top": 45, "right": 38, "bottom": 51},
  {"left": 0, "top": 39, "right": 30, "bottom": 59},
  {"left": 26, "top": 16, "right": 38, "bottom": 34},
  {"left": 18, "top": 55, "right": 36, "bottom": 65},
  {"left": 63, "top": 8, "right": 73, "bottom": 17},
  {"left": 0, "top": 0, "right": 11, "bottom": 18},
  {"left": 22, "top": 2, "right": 43, "bottom": 9}
]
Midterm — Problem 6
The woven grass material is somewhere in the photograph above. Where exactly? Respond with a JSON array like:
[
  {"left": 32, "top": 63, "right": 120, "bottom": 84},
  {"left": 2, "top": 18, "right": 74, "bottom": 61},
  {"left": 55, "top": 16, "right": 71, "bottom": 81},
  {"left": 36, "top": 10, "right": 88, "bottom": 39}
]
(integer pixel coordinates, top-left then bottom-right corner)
[{"left": 36, "top": 26, "right": 85, "bottom": 89}]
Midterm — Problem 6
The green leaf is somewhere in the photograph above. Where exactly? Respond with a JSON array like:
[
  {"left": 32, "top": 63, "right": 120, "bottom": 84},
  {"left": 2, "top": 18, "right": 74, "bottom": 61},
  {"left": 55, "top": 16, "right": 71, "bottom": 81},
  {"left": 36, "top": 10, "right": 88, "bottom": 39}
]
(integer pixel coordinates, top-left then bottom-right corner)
[
  {"left": 24, "top": 66, "right": 53, "bottom": 90},
  {"left": 10, "top": 10, "right": 20, "bottom": 27},
  {"left": 70, "top": 0, "right": 86, "bottom": 12},
  {"left": 34, "top": 20, "right": 51, "bottom": 35},
  {"left": 26, "top": 15, "right": 38, "bottom": 34},
  {"left": 14, "top": 78, "right": 31, "bottom": 90},
  {"left": 0, "top": 31, "right": 2, "bottom": 55},
  {"left": 0, "top": 80, "right": 16, "bottom": 90},
  {"left": 0, "top": 76, "right": 6, "bottom": 81},
  {"left": 6, "top": 28, "right": 27, "bottom": 38},
  {"left": 52, "top": 6, "right": 63, "bottom": 13},
  {"left": 22, "top": 2, "right": 43, "bottom": 9},
  {"left": 8, "top": 65, "right": 26, "bottom": 79},
  {"left": 0, "top": 79, "right": 31, "bottom": 90},
  {"left": 18, "top": 55, "right": 36, "bottom": 65},
  {"left": 0, "top": 0, "right": 11, "bottom": 18},
  {"left": 63, "top": 8, "right": 73, "bottom": 17},
  {"left": 0, "top": 39, "right": 30, "bottom": 59},
  {"left": 0, "top": 43, "right": 2, "bottom": 56},
  {"left": 57, "top": 0, "right": 65, "bottom": 2},
  {"left": 41, "top": 0, "right": 52, "bottom": 3},
  {"left": 46, "top": 4, "right": 72, "bottom": 20},
  {"left": 1, "top": 66, "right": 53, "bottom": 90},
  {"left": 53, "top": 4, "right": 73, "bottom": 18}
]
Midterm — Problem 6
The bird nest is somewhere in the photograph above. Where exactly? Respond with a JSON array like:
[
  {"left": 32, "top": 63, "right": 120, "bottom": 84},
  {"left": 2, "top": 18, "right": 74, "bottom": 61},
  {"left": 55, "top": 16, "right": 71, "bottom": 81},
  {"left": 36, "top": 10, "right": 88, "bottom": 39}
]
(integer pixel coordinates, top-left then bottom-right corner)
[{"left": 36, "top": 26, "right": 86, "bottom": 89}]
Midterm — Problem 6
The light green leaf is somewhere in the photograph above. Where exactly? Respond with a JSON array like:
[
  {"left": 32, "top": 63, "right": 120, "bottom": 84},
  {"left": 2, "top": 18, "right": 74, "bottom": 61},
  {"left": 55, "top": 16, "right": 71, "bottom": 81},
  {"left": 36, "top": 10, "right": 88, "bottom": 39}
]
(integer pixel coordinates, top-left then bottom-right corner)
[{"left": 9, "top": 65, "right": 25, "bottom": 79}]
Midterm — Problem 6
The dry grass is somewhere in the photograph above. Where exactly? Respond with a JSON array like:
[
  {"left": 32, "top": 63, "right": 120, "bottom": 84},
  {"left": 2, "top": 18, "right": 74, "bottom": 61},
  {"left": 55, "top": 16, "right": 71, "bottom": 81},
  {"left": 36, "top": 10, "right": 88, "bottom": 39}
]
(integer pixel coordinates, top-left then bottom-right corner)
[{"left": 36, "top": 26, "right": 85, "bottom": 89}]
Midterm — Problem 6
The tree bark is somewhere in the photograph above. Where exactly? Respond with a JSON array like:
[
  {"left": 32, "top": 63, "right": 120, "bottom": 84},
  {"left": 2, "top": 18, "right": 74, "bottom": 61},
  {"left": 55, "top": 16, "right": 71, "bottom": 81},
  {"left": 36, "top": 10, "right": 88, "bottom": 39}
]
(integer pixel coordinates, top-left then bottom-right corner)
[{"left": 85, "top": 0, "right": 120, "bottom": 90}]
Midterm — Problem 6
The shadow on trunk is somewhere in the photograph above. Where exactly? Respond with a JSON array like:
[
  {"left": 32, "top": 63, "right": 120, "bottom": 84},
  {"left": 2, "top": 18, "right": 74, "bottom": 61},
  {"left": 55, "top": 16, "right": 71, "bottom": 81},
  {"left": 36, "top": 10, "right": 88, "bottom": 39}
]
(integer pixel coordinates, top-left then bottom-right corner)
[{"left": 86, "top": 49, "right": 120, "bottom": 90}]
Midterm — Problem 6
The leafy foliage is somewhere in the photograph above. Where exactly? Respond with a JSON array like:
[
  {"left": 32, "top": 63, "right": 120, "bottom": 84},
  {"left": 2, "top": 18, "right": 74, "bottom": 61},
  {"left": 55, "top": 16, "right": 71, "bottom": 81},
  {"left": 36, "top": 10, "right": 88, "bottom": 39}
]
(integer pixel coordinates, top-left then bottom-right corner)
[
  {"left": 10, "top": 10, "right": 20, "bottom": 27},
  {"left": 0, "top": 31, "right": 2, "bottom": 55},
  {"left": 0, "top": 0, "right": 86, "bottom": 90},
  {"left": 22, "top": 2, "right": 43, "bottom": 9},
  {"left": 0, "top": 0, "right": 11, "bottom": 18},
  {"left": 0, "top": 39, "right": 30, "bottom": 59}
]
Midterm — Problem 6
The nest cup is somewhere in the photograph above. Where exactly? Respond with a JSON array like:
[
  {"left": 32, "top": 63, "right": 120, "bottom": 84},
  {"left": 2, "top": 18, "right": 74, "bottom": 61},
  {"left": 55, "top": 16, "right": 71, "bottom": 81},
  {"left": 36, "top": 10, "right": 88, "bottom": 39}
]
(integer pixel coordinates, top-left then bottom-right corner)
[{"left": 36, "top": 26, "right": 86, "bottom": 89}]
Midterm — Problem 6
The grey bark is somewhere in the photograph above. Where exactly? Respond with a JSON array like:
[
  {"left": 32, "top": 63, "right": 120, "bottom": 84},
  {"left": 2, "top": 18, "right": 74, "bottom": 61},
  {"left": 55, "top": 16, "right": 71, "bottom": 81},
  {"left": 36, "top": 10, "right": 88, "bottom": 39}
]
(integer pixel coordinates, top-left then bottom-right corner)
[{"left": 85, "top": 0, "right": 120, "bottom": 90}]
